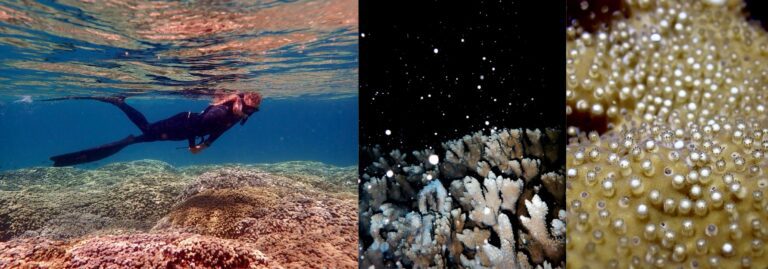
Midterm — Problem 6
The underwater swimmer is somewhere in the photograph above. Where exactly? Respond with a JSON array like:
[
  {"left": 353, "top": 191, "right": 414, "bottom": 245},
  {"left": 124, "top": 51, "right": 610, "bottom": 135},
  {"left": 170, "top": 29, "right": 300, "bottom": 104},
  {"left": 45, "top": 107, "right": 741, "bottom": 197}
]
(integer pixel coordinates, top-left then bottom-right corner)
[{"left": 45, "top": 92, "right": 262, "bottom": 166}]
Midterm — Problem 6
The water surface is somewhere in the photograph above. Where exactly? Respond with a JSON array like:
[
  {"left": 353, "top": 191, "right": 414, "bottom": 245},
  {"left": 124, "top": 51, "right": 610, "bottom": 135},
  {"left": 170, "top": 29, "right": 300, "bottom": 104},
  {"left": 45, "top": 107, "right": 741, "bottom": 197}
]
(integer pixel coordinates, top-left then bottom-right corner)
[{"left": 0, "top": 0, "right": 357, "bottom": 97}]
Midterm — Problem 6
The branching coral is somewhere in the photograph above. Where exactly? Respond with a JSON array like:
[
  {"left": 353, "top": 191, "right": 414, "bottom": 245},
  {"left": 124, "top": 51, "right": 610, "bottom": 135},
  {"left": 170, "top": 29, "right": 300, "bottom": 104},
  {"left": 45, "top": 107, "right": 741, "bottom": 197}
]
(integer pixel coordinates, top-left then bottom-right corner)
[
  {"left": 459, "top": 173, "right": 523, "bottom": 227},
  {"left": 520, "top": 195, "right": 563, "bottom": 262},
  {"left": 360, "top": 128, "right": 565, "bottom": 268},
  {"left": 541, "top": 172, "right": 565, "bottom": 202},
  {"left": 566, "top": 0, "right": 768, "bottom": 267},
  {"left": 458, "top": 213, "right": 517, "bottom": 269}
]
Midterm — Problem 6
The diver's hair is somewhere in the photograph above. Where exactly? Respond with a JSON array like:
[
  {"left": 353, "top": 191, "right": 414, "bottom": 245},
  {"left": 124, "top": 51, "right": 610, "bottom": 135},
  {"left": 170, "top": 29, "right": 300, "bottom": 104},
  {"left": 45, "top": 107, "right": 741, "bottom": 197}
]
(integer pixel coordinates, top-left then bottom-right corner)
[
  {"left": 212, "top": 91, "right": 262, "bottom": 117},
  {"left": 241, "top": 92, "right": 262, "bottom": 108}
]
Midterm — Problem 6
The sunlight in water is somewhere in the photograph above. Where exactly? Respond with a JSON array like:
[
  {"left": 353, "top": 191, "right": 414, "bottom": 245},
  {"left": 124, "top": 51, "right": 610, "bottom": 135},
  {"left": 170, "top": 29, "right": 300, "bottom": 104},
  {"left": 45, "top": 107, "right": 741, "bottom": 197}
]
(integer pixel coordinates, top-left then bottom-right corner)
[{"left": 0, "top": 0, "right": 358, "bottom": 99}]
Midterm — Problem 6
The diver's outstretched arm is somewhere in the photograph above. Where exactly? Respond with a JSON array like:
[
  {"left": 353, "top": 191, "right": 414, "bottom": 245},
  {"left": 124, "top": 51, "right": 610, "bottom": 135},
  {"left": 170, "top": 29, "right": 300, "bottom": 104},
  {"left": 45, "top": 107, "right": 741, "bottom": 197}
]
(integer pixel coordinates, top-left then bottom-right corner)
[
  {"left": 211, "top": 93, "right": 242, "bottom": 106},
  {"left": 42, "top": 96, "right": 150, "bottom": 133},
  {"left": 189, "top": 131, "right": 225, "bottom": 154},
  {"left": 187, "top": 136, "right": 204, "bottom": 154},
  {"left": 203, "top": 131, "right": 223, "bottom": 147},
  {"left": 50, "top": 135, "right": 146, "bottom": 166}
]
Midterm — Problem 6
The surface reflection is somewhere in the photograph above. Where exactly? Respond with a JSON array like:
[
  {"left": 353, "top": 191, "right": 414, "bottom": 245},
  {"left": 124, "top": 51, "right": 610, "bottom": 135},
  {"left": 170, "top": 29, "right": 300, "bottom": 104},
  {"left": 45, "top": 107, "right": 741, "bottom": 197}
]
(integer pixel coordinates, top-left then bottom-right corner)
[{"left": 0, "top": 0, "right": 358, "bottom": 99}]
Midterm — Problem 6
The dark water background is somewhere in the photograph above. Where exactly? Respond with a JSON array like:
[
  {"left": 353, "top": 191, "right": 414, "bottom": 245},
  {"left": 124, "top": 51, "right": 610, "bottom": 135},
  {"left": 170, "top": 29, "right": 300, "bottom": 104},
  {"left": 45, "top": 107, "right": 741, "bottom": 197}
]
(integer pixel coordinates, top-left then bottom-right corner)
[
  {"left": 360, "top": 0, "right": 563, "bottom": 151},
  {"left": 0, "top": 0, "right": 358, "bottom": 170}
]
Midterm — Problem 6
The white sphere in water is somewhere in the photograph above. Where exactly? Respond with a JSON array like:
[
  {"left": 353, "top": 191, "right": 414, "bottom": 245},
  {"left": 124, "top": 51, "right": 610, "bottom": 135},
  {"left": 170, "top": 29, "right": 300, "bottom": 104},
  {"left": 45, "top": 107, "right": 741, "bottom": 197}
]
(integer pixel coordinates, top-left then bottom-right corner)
[
  {"left": 428, "top": 154, "right": 439, "bottom": 165},
  {"left": 704, "top": 0, "right": 726, "bottom": 5},
  {"left": 386, "top": 170, "right": 394, "bottom": 178}
]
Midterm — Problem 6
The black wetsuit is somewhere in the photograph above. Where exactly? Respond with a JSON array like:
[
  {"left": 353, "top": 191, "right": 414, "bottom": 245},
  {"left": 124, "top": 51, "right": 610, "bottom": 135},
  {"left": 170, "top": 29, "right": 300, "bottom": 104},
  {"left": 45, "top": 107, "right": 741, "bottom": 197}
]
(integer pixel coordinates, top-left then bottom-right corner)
[
  {"left": 139, "top": 104, "right": 243, "bottom": 147},
  {"left": 48, "top": 96, "right": 253, "bottom": 166}
]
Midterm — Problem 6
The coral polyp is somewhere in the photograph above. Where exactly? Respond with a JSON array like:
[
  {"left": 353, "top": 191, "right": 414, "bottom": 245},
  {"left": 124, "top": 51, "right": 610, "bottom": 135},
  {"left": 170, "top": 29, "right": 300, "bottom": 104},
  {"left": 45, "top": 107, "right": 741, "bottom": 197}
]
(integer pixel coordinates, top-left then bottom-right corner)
[{"left": 567, "top": 0, "right": 768, "bottom": 268}]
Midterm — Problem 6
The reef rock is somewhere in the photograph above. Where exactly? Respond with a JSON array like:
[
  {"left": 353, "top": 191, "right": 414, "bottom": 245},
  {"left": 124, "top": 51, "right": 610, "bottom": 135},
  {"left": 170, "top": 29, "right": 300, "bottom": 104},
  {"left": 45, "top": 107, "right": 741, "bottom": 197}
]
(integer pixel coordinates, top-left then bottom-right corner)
[
  {"left": 0, "top": 160, "right": 187, "bottom": 241},
  {"left": 0, "top": 232, "right": 276, "bottom": 268},
  {"left": 179, "top": 161, "right": 357, "bottom": 194},
  {"left": 0, "top": 160, "right": 358, "bottom": 268},
  {"left": 175, "top": 167, "right": 297, "bottom": 202},
  {"left": 155, "top": 166, "right": 358, "bottom": 268}
]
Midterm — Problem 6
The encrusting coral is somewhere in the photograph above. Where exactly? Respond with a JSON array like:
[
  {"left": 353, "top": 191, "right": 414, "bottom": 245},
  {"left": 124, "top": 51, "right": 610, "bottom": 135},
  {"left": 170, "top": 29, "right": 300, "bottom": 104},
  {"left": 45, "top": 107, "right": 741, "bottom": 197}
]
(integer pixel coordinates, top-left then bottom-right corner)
[
  {"left": 0, "top": 160, "right": 186, "bottom": 241},
  {"left": 154, "top": 168, "right": 358, "bottom": 269},
  {"left": 359, "top": 128, "right": 565, "bottom": 268},
  {"left": 178, "top": 161, "right": 357, "bottom": 194},
  {"left": 567, "top": 0, "right": 768, "bottom": 268},
  {"left": 0, "top": 232, "right": 275, "bottom": 268},
  {"left": 0, "top": 160, "right": 357, "bottom": 268}
]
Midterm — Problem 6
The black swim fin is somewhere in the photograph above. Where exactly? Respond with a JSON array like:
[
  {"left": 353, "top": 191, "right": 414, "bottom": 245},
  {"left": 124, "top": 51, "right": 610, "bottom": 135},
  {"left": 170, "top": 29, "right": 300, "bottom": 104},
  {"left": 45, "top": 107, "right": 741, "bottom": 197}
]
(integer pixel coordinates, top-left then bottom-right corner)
[
  {"left": 43, "top": 95, "right": 150, "bottom": 133},
  {"left": 50, "top": 135, "right": 140, "bottom": 167}
]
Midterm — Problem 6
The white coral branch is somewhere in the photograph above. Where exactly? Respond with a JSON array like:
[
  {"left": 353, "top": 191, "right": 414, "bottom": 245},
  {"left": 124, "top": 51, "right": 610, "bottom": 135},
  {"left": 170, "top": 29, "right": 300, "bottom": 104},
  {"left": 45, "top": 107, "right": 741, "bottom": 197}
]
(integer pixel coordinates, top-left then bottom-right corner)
[
  {"left": 508, "top": 129, "right": 524, "bottom": 158},
  {"left": 490, "top": 213, "right": 517, "bottom": 267},
  {"left": 520, "top": 195, "right": 549, "bottom": 241},
  {"left": 520, "top": 195, "right": 563, "bottom": 261},
  {"left": 456, "top": 227, "right": 490, "bottom": 250},
  {"left": 499, "top": 176, "right": 524, "bottom": 213},
  {"left": 457, "top": 213, "right": 518, "bottom": 268},
  {"left": 363, "top": 177, "right": 387, "bottom": 209},
  {"left": 521, "top": 158, "right": 540, "bottom": 180},
  {"left": 482, "top": 173, "right": 502, "bottom": 216},
  {"left": 541, "top": 172, "right": 565, "bottom": 201},
  {"left": 509, "top": 159, "right": 522, "bottom": 178},
  {"left": 525, "top": 129, "right": 544, "bottom": 158},
  {"left": 476, "top": 160, "right": 492, "bottom": 178},
  {"left": 463, "top": 176, "right": 497, "bottom": 226},
  {"left": 460, "top": 172, "right": 525, "bottom": 227},
  {"left": 417, "top": 180, "right": 451, "bottom": 215}
]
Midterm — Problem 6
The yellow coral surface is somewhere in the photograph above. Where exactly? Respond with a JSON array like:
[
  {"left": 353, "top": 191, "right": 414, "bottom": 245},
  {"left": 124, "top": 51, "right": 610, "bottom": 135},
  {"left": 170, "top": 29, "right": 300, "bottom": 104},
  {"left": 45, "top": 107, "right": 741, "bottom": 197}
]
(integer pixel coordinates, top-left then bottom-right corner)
[{"left": 567, "top": 0, "right": 768, "bottom": 268}]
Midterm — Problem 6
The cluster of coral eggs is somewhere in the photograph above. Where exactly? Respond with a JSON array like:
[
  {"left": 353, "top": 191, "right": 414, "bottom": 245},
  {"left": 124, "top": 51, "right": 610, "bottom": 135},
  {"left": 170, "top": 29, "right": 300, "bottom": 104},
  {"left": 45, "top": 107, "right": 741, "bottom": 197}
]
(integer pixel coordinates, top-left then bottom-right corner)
[{"left": 566, "top": 0, "right": 768, "bottom": 268}]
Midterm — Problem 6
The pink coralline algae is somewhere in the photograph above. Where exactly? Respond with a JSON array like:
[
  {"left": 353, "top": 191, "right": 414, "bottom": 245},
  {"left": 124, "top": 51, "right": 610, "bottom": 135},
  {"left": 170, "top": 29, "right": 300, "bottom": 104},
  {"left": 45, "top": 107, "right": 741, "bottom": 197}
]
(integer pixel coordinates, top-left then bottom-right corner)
[{"left": 0, "top": 232, "right": 277, "bottom": 269}]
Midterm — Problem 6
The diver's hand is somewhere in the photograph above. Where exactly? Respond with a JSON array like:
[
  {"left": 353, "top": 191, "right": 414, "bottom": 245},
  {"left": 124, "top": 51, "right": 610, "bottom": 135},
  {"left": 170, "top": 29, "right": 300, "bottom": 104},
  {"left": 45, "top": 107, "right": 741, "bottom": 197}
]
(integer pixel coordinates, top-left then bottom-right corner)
[{"left": 189, "top": 144, "right": 207, "bottom": 154}]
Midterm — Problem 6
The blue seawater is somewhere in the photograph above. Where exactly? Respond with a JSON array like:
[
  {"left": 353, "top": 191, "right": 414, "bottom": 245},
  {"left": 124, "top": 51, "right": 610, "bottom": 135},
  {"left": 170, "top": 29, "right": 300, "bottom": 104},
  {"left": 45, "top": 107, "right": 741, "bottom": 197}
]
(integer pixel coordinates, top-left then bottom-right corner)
[
  {"left": 0, "top": 95, "right": 358, "bottom": 170},
  {"left": 0, "top": 0, "right": 358, "bottom": 170}
]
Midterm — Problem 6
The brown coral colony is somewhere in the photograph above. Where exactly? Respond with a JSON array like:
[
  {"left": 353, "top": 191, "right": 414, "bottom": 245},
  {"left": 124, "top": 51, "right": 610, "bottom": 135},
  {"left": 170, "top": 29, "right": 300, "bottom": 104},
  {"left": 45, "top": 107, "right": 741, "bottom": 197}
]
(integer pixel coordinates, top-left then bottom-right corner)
[{"left": 567, "top": 0, "right": 768, "bottom": 268}]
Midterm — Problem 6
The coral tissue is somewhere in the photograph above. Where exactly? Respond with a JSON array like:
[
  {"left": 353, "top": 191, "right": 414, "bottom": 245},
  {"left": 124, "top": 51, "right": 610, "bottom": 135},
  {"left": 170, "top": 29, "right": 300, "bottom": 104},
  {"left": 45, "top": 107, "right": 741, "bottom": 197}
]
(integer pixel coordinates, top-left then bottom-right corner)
[{"left": 567, "top": 0, "right": 768, "bottom": 267}]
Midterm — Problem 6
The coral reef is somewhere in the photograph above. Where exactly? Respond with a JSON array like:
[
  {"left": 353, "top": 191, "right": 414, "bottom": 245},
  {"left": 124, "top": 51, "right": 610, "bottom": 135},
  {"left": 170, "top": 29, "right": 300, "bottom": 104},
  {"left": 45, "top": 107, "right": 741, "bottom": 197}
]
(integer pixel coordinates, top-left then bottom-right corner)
[
  {"left": 154, "top": 168, "right": 358, "bottom": 268},
  {"left": 0, "top": 160, "right": 357, "bottom": 268},
  {"left": 0, "top": 160, "right": 186, "bottom": 241},
  {"left": 230, "top": 192, "right": 357, "bottom": 268},
  {"left": 174, "top": 168, "right": 285, "bottom": 202},
  {"left": 179, "top": 161, "right": 357, "bottom": 194},
  {"left": 359, "top": 128, "right": 565, "bottom": 268},
  {"left": 566, "top": 0, "right": 768, "bottom": 267},
  {"left": 0, "top": 232, "right": 275, "bottom": 268}
]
